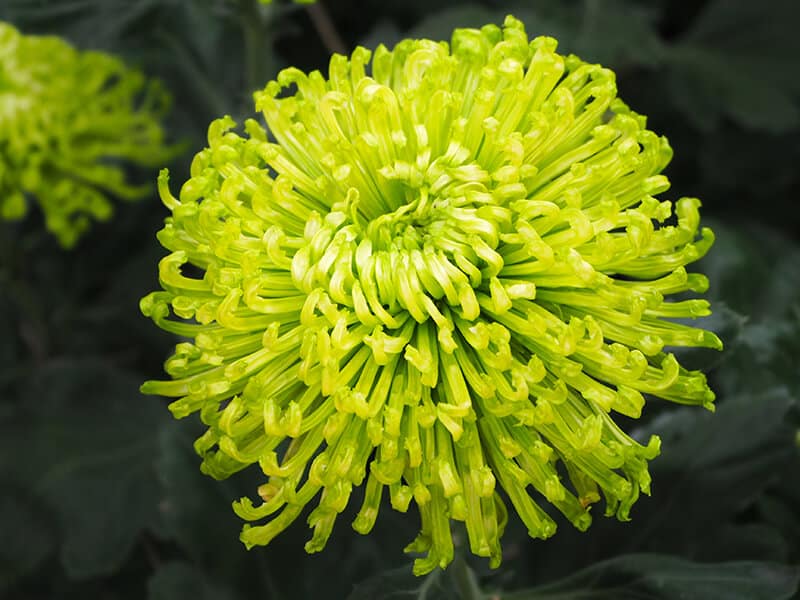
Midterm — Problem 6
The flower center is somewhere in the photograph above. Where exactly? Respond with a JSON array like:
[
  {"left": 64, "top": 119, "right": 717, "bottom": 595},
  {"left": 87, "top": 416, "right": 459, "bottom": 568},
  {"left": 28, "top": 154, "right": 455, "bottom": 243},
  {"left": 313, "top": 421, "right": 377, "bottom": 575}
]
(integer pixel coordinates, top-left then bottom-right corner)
[
  {"left": 288, "top": 158, "right": 526, "bottom": 341},
  {"left": 363, "top": 190, "right": 438, "bottom": 251}
]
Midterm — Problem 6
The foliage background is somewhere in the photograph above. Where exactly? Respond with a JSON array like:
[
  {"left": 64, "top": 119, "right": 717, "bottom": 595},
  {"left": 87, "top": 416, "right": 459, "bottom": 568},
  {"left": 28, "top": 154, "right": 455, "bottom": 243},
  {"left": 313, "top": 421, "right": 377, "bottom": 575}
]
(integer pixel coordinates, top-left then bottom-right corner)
[{"left": 1, "top": 0, "right": 799, "bottom": 598}]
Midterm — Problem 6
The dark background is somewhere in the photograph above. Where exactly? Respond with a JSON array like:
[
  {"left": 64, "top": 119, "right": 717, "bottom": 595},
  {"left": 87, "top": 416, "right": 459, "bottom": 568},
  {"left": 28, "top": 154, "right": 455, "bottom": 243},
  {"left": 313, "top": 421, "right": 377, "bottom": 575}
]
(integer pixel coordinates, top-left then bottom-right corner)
[{"left": 0, "top": 1, "right": 798, "bottom": 598}]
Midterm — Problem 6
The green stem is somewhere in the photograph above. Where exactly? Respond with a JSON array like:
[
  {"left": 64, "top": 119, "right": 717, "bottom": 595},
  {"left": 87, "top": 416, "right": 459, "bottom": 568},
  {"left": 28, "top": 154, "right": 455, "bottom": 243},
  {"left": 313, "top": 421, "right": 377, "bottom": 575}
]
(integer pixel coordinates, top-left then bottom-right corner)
[
  {"left": 306, "top": 2, "right": 347, "bottom": 55},
  {"left": 451, "top": 556, "right": 484, "bottom": 600},
  {"left": 239, "top": 0, "right": 270, "bottom": 97},
  {"left": 418, "top": 568, "right": 441, "bottom": 600}
]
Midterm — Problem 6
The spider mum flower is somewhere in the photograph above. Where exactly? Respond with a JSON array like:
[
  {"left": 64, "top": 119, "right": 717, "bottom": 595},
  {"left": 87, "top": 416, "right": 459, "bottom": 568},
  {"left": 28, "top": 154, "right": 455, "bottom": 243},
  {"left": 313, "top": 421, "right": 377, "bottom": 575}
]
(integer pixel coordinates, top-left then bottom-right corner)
[
  {"left": 142, "top": 16, "right": 721, "bottom": 575},
  {"left": 0, "top": 22, "right": 174, "bottom": 247}
]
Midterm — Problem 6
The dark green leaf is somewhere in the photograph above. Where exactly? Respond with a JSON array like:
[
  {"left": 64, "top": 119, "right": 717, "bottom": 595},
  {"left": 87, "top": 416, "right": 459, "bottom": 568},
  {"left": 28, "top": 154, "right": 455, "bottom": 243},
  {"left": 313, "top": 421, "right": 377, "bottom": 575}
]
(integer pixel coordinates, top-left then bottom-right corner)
[
  {"left": 566, "top": 0, "right": 664, "bottom": 68},
  {"left": 156, "top": 420, "right": 254, "bottom": 574},
  {"left": 4, "top": 0, "right": 163, "bottom": 49},
  {"left": 0, "top": 359, "right": 166, "bottom": 579},
  {"left": 0, "top": 491, "right": 56, "bottom": 590},
  {"left": 667, "top": 45, "right": 799, "bottom": 133},
  {"left": 757, "top": 451, "right": 800, "bottom": 561},
  {"left": 624, "top": 389, "right": 797, "bottom": 557},
  {"left": 147, "top": 561, "right": 239, "bottom": 600},
  {"left": 359, "top": 0, "right": 465, "bottom": 26},
  {"left": 346, "top": 566, "right": 432, "bottom": 600},
  {"left": 696, "top": 130, "right": 800, "bottom": 235},
  {"left": 699, "top": 221, "right": 800, "bottom": 395},
  {"left": 700, "top": 524, "right": 789, "bottom": 564},
  {"left": 0, "top": 291, "right": 20, "bottom": 383},
  {"left": 502, "top": 554, "right": 800, "bottom": 600},
  {"left": 666, "top": 0, "right": 800, "bottom": 132},
  {"left": 346, "top": 559, "right": 478, "bottom": 600}
]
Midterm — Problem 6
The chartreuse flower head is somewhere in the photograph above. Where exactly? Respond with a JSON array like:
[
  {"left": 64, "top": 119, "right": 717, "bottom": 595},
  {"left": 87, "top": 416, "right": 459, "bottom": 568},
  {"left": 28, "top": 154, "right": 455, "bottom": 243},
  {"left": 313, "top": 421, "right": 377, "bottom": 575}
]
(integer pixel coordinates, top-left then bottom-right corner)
[
  {"left": 0, "top": 22, "right": 175, "bottom": 247},
  {"left": 142, "top": 15, "right": 721, "bottom": 575}
]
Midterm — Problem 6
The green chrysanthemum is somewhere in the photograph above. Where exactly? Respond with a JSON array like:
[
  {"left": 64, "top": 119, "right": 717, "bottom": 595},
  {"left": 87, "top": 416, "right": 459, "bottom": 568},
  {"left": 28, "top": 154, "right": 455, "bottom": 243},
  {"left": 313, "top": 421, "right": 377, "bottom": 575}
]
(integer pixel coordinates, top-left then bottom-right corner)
[
  {"left": 0, "top": 22, "right": 174, "bottom": 247},
  {"left": 142, "top": 16, "right": 722, "bottom": 575}
]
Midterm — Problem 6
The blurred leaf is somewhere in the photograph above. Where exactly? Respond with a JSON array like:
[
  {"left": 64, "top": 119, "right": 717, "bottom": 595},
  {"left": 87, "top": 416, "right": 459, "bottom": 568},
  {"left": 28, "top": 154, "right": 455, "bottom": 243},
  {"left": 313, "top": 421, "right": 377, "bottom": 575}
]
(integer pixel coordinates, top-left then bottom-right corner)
[
  {"left": 502, "top": 554, "right": 800, "bottom": 600},
  {"left": 696, "top": 130, "right": 800, "bottom": 234},
  {"left": 359, "top": 0, "right": 464, "bottom": 26},
  {"left": 628, "top": 388, "right": 797, "bottom": 557},
  {"left": 567, "top": 0, "right": 664, "bottom": 68},
  {"left": 756, "top": 428, "right": 800, "bottom": 562},
  {"left": 346, "top": 566, "right": 435, "bottom": 600},
  {"left": 147, "top": 561, "right": 239, "bottom": 600},
  {"left": 156, "top": 420, "right": 254, "bottom": 576},
  {"left": 666, "top": 0, "right": 800, "bottom": 133},
  {"left": 176, "top": 1, "right": 227, "bottom": 71},
  {"left": 700, "top": 221, "right": 778, "bottom": 316},
  {"left": 346, "top": 558, "right": 476, "bottom": 600},
  {"left": 683, "top": 0, "right": 800, "bottom": 95},
  {"left": 3, "top": 0, "right": 163, "bottom": 49},
  {"left": 0, "top": 359, "right": 166, "bottom": 579},
  {"left": 699, "top": 221, "right": 800, "bottom": 396},
  {"left": 655, "top": 390, "right": 793, "bottom": 488},
  {"left": 0, "top": 292, "right": 19, "bottom": 382},
  {"left": 758, "top": 485, "right": 800, "bottom": 561},
  {"left": 667, "top": 45, "right": 799, "bottom": 134},
  {"left": 701, "top": 523, "right": 790, "bottom": 563},
  {"left": 0, "top": 491, "right": 55, "bottom": 590},
  {"left": 0, "top": 0, "right": 97, "bottom": 22}
]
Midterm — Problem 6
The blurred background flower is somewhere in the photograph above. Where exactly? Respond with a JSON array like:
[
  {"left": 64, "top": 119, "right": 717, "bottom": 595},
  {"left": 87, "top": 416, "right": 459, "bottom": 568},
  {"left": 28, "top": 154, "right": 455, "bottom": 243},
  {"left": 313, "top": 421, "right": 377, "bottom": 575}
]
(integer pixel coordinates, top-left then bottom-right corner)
[{"left": 0, "top": 22, "right": 177, "bottom": 247}]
